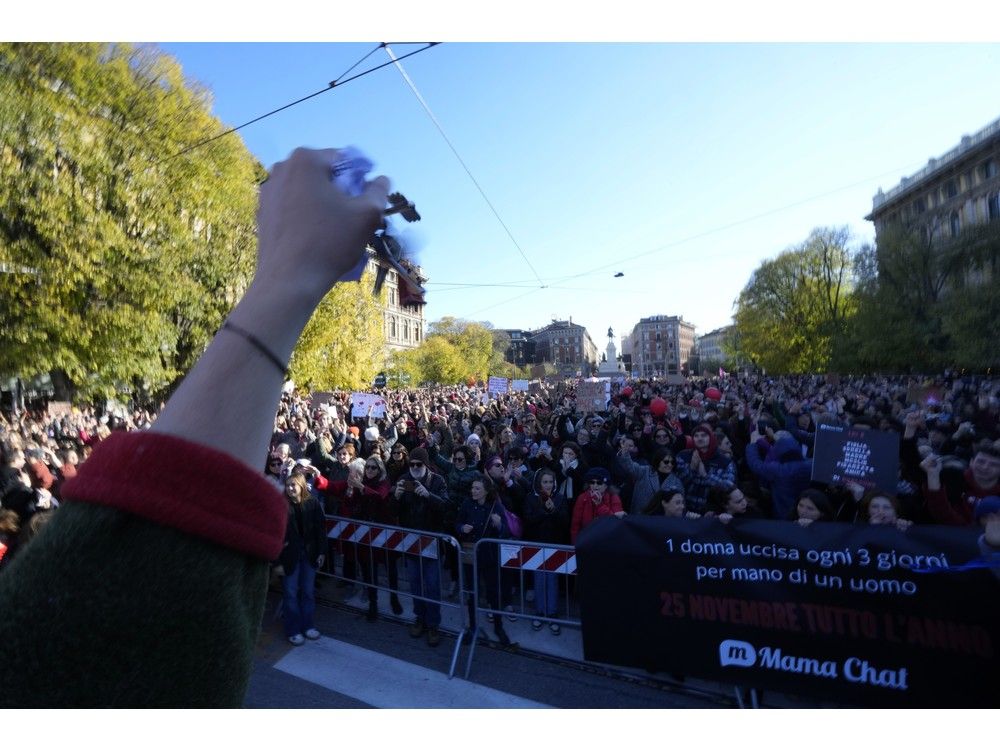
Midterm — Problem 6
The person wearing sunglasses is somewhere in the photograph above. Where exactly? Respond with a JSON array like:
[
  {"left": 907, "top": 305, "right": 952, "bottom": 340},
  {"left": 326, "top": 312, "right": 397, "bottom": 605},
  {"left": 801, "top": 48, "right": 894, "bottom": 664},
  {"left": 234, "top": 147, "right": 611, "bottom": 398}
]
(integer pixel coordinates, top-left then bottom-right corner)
[
  {"left": 394, "top": 448, "right": 449, "bottom": 647},
  {"left": 570, "top": 467, "right": 625, "bottom": 545},
  {"left": 616, "top": 445, "right": 685, "bottom": 516},
  {"left": 385, "top": 443, "right": 409, "bottom": 484},
  {"left": 428, "top": 443, "right": 479, "bottom": 597}
]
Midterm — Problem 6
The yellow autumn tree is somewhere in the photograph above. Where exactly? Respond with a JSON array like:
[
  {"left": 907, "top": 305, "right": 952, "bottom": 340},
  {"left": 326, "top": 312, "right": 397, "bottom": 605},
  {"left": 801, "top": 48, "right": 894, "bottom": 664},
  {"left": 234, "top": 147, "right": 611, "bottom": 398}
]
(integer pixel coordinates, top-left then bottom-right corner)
[{"left": 288, "top": 268, "right": 387, "bottom": 390}]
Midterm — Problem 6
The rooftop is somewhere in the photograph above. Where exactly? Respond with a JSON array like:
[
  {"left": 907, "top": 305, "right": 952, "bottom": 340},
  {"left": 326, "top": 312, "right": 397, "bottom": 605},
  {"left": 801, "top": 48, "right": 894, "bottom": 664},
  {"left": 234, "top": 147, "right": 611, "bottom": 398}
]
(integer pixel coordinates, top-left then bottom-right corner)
[{"left": 870, "top": 115, "right": 1000, "bottom": 214}]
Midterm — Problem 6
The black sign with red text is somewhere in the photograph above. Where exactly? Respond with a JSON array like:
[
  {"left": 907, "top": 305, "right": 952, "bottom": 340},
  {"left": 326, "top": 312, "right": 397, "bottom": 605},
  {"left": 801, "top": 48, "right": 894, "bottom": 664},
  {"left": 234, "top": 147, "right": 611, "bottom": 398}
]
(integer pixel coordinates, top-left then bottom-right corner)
[
  {"left": 811, "top": 424, "right": 900, "bottom": 493},
  {"left": 576, "top": 516, "right": 999, "bottom": 707}
]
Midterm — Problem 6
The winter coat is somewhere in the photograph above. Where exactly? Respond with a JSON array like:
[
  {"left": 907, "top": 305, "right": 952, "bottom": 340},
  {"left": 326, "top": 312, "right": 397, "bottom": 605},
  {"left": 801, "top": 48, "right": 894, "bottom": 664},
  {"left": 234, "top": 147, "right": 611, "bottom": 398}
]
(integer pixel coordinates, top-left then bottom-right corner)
[
  {"left": 522, "top": 471, "right": 570, "bottom": 545},
  {"left": 278, "top": 496, "right": 327, "bottom": 571},
  {"left": 617, "top": 451, "right": 685, "bottom": 515},
  {"left": 743, "top": 437, "right": 814, "bottom": 519},
  {"left": 570, "top": 488, "right": 623, "bottom": 544}
]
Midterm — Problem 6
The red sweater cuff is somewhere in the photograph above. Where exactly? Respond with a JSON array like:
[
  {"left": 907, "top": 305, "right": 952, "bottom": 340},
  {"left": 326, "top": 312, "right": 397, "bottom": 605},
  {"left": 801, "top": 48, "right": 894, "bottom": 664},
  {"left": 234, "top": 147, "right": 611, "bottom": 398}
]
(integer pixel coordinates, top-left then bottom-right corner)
[{"left": 62, "top": 431, "right": 286, "bottom": 559}]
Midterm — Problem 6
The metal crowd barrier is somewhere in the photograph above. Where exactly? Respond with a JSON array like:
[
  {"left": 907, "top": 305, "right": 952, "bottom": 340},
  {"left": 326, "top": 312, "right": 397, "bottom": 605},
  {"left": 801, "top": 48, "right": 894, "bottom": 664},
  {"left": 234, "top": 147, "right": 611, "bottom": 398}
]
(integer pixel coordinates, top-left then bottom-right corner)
[
  {"left": 463, "top": 537, "right": 580, "bottom": 679},
  {"left": 321, "top": 514, "right": 468, "bottom": 678}
]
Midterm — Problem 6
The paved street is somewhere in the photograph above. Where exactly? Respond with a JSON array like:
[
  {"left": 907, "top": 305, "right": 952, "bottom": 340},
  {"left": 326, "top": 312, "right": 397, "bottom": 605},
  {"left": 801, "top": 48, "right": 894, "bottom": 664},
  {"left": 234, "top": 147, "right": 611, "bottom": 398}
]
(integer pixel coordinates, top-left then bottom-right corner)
[{"left": 245, "top": 588, "right": 741, "bottom": 709}]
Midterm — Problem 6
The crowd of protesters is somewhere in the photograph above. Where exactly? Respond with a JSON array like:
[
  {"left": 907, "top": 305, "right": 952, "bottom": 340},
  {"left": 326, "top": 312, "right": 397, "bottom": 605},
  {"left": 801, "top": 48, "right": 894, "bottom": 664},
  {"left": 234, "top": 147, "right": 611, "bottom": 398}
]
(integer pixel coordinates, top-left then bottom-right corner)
[{"left": 4, "top": 370, "right": 1000, "bottom": 647}]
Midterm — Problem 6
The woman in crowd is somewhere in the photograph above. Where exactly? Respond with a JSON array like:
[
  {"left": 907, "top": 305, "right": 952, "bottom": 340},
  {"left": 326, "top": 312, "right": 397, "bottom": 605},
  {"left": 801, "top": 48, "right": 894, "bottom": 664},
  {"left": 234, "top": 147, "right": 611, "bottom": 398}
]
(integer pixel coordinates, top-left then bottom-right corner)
[
  {"left": 616, "top": 445, "right": 685, "bottom": 516},
  {"left": 859, "top": 490, "right": 913, "bottom": 531},
  {"left": 351, "top": 455, "right": 403, "bottom": 619},
  {"left": 570, "top": 467, "right": 625, "bottom": 544},
  {"left": 277, "top": 473, "right": 327, "bottom": 646},
  {"left": 792, "top": 488, "right": 835, "bottom": 527},
  {"left": 523, "top": 468, "right": 570, "bottom": 634},
  {"left": 706, "top": 485, "right": 762, "bottom": 520},
  {"left": 456, "top": 474, "right": 513, "bottom": 646},
  {"left": 643, "top": 489, "right": 700, "bottom": 519},
  {"left": 385, "top": 442, "right": 409, "bottom": 484}
]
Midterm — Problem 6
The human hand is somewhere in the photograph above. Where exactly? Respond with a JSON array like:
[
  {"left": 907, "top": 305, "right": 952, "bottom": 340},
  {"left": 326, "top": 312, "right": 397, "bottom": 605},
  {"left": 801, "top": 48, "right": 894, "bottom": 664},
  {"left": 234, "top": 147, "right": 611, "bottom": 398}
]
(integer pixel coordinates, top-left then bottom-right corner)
[
  {"left": 984, "top": 514, "right": 1000, "bottom": 547},
  {"left": 685, "top": 511, "right": 701, "bottom": 520},
  {"left": 414, "top": 482, "right": 429, "bottom": 498},
  {"left": 316, "top": 555, "right": 325, "bottom": 568},
  {"left": 895, "top": 519, "right": 913, "bottom": 532},
  {"left": 461, "top": 524, "right": 474, "bottom": 535},
  {"left": 718, "top": 513, "right": 734, "bottom": 524},
  {"left": 797, "top": 518, "right": 814, "bottom": 527},
  {"left": 394, "top": 481, "right": 405, "bottom": 499},
  {"left": 544, "top": 499, "right": 555, "bottom": 512},
  {"left": 490, "top": 513, "right": 502, "bottom": 529},
  {"left": 613, "top": 511, "right": 626, "bottom": 519},
  {"left": 920, "top": 454, "right": 941, "bottom": 476},
  {"left": 254, "top": 147, "right": 389, "bottom": 303}
]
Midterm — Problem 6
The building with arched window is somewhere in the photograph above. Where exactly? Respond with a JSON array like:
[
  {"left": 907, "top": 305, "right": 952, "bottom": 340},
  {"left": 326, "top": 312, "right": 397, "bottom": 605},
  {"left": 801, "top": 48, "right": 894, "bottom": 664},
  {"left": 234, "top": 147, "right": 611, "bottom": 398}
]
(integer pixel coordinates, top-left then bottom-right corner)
[
  {"left": 867, "top": 116, "right": 1000, "bottom": 244},
  {"left": 362, "top": 247, "right": 428, "bottom": 354}
]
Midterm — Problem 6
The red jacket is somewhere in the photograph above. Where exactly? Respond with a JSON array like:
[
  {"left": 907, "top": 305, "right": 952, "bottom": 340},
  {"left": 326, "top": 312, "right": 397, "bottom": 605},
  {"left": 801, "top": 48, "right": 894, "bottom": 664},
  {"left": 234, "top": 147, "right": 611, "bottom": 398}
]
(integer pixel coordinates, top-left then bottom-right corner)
[
  {"left": 924, "top": 467, "right": 1000, "bottom": 526},
  {"left": 571, "top": 489, "right": 623, "bottom": 544}
]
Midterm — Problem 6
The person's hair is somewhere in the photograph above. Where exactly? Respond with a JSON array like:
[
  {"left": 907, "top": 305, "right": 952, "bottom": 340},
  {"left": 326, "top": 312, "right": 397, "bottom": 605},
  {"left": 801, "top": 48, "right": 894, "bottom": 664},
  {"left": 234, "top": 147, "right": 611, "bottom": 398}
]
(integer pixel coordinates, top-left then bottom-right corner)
[
  {"left": 469, "top": 472, "right": 499, "bottom": 503},
  {"left": 348, "top": 457, "right": 367, "bottom": 474},
  {"left": 364, "top": 456, "right": 387, "bottom": 483},
  {"left": 389, "top": 443, "right": 408, "bottom": 460},
  {"left": 859, "top": 490, "right": 903, "bottom": 523},
  {"left": 975, "top": 444, "right": 1000, "bottom": 461},
  {"left": 561, "top": 441, "right": 581, "bottom": 458},
  {"left": 284, "top": 473, "right": 310, "bottom": 504},
  {"left": 338, "top": 442, "right": 357, "bottom": 458},
  {"left": 533, "top": 467, "right": 557, "bottom": 493},
  {"left": 706, "top": 486, "right": 735, "bottom": 514},
  {"left": 644, "top": 489, "right": 683, "bottom": 515},
  {"left": 0, "top": 509, "right": 19, "bottom": 536},
  {"left": 792, "top": 488, "right": 834, "bottom": 521},
  {"left": 652, "top": 447, "right": 676, "bottom": 473},
  {"left": 452, "top": 445, "right": 471, "bottom": 461}
]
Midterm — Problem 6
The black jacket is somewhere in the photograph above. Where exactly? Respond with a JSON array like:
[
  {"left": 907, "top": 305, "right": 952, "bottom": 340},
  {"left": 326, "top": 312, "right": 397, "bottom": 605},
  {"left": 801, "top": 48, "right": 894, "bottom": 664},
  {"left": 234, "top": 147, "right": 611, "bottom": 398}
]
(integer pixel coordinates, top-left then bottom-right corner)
[
  {"left": 278, "top": 496, "right": 327, "bottom": 571},
  {"left": 396, "top": 470, "right": 449, "bottom": 533}
]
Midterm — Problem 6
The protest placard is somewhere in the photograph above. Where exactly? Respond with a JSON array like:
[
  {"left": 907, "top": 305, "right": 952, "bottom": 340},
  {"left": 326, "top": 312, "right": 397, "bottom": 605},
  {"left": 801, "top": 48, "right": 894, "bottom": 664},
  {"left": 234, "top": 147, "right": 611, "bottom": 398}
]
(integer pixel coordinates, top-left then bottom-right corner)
[
  {"left": 47, "top": 401, "right": 72, "bottom": 418},
  {"left": 310, "top": 391, "right": 337, "bottom": 408},
  {"left": 530, "top": 365, "right": 547, "bottom": 380},
  {"left": 351, "top": 392, "right": 386, "bottom": 419},
  {"left": 812, "top": 424, "right": 899, "bottom": 493},
  {"left": 511, "top": 379, "right": 530, "bottom": 393},
  {"left": 528, "top": 381, "right": 545, "bottom": 395},
  {"left": 576, "top": 516, "right": 1000, "bottom": 707},
  {"left": 487, "top": 376, "right": 509, "bottom": 395},
  {"left": 577, "top": 379, "right": 609, "bottom": 412}
]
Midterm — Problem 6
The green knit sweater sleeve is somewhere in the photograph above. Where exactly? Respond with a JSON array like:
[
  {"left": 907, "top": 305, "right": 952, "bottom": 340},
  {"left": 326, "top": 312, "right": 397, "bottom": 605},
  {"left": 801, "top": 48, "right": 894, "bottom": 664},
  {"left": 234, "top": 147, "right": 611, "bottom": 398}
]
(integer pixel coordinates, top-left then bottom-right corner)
[{"left": 0, "top": 431, "right": 285, "bottom": 707}]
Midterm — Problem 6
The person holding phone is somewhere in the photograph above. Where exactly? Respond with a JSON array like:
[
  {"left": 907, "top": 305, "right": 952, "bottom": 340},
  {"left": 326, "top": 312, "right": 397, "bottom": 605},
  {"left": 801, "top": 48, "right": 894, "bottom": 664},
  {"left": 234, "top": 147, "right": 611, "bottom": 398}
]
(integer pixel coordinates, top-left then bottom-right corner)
[{"left": 394, "top": 447, "right": 449, "bottom": 647}]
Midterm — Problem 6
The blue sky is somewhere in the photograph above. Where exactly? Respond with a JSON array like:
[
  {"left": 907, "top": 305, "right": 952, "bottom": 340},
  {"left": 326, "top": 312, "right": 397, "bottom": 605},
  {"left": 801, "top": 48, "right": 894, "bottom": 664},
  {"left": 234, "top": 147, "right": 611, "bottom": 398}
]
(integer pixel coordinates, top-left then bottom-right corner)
[{"left": 157, "top": 42, "right": 1000, "bottom": 346}]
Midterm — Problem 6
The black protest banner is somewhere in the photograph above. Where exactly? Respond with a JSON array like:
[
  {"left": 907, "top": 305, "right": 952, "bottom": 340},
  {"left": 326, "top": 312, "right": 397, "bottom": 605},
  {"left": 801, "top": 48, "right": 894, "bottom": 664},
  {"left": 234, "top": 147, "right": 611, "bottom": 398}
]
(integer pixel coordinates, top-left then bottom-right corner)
[
  {"left": 576, "top": 517, "right": 999, "bottom": 707},
  {"left": 812, "top": 424, "right": 899, "bottom": 493}
]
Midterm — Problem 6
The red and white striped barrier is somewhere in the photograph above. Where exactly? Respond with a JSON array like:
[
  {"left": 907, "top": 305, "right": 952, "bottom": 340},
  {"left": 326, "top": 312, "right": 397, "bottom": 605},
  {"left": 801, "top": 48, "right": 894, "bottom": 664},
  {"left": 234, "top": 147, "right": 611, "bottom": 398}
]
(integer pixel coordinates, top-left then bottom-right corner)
[
  {"left": 499, "top": 544, "right": 576, "bottom": 575},
  {"left": 326, "top": 519, "right": 438, "bottom": 560}
]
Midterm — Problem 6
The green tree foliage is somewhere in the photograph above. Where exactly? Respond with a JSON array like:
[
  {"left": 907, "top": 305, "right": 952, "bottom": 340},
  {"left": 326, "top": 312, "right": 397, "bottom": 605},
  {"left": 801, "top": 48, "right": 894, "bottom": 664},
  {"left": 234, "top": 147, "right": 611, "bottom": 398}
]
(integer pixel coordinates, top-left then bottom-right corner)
[
  {"left": 841, "top": 222, "right": 1000, "bottom": 371},
  {"left": 733, "top": 227, "right": 856, "bottom": 373},
  {"left": 389, "top": 317, "right": 498, "bottom": 385},
  {"left": 0, "top": 43, "right": 262, "bottom": 401},
  {"left": 288, "top": 269, "right": 387, "bottom": 391}
]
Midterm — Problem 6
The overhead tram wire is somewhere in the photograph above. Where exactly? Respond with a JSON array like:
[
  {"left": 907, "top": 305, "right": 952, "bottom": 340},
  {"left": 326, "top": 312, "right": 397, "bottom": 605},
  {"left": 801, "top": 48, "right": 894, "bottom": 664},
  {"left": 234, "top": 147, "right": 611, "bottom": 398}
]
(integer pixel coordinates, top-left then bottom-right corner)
[
  {"left": 443, "top": 157, "right": 933, "bottom": 320},
  {"left": 533, "top": 158, "right": 932, "bottom": 288},
  {"left": 157, "top": 43, "right": 440, "bottom": 165},
  {"left": 383, "top": 43, "right": 548, "bottom": 290}
]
